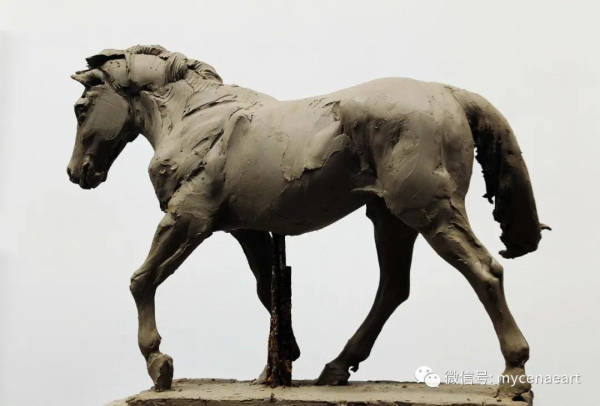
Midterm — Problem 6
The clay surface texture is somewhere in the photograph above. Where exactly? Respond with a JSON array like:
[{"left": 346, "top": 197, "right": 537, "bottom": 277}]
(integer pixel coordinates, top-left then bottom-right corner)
[
  {"left": 108, "top": 379, "right": 532, "bottom": 406},
  {"left": 68, "top": 45, "right": 545, "bottom": 401}
]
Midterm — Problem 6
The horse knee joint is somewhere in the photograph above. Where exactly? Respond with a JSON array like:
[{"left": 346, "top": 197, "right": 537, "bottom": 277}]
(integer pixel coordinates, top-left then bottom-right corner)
[
  {"left": 475, "top": 258, "right": 503, "bottom": 292},
  {"left": 489, "top": 257, "right": 504, "bottom": 278},
  {"left": 480, "top": 273, "right": 500, "bottom": 294},
  {"left": 130, "top": 271, "right": 150, "bottom": 299}
]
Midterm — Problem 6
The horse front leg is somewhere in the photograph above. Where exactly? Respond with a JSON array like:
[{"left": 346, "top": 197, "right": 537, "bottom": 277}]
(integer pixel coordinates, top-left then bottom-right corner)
[
  {"left": 231, "top": 229, "right": 301, "bottom": 383},
  {"left": 130, "top": 211, "right": 213, "bottom": 390},
  {"left": 231, "top": 230, "right": 273, "bottom": 311}
]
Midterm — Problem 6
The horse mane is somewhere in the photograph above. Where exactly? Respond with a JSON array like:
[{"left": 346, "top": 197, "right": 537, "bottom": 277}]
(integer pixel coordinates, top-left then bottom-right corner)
[{"left": 85, "top": 45, "right": 223, "bottom": 89}]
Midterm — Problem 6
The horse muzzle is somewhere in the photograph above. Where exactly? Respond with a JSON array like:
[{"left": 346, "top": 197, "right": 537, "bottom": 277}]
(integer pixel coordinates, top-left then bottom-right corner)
[{"left": 67, "top": 156, "right": 107, "bottom": 189}]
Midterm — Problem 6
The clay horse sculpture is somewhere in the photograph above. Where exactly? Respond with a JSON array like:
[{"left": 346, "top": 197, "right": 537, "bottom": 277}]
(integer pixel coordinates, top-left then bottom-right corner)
[{"left": 67, "top": 45, "right": 546, "bottom": 399}]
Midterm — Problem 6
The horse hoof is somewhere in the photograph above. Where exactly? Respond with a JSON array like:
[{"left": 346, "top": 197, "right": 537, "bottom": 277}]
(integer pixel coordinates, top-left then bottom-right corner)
[
  {"left": 147, "top": 352, "right": 174, "bottom": 391},
  {"left": 496, "top": 367, "right": 531, "bottom": 400},
  {"left": 316, "top": 361, "right": 350, "bottom": 385},
  {"left": 251, "top": 364, "right": 268, "bottom": 385}
]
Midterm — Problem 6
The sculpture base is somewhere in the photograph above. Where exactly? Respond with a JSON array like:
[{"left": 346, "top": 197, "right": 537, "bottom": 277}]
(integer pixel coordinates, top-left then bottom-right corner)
[{"left": 108, "top": 378, "right": 532, "bottom": 406}]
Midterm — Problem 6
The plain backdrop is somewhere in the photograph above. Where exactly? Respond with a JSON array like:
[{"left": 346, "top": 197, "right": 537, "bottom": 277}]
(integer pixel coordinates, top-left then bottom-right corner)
[{"left": 1, "top": 1, "right": 598, "bottom": 405}]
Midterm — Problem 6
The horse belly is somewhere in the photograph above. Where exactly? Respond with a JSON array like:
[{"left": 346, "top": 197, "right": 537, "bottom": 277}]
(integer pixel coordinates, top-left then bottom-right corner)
[
  {"left": 222, "top": 129, "right": 369, "bottom": 235},
  {"left": 268, "top": 149, "right": 368, "bottom": 235}
]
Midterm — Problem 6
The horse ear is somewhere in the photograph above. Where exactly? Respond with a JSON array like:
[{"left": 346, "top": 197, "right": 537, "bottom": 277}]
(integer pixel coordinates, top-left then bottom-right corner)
[
  {"left": 71, "top": 69, "right": 104, "bottom": 87},
  {"left": 86, "top": 49, "right": 125, "bottom": 68},
  {"left": 71, "top": 71, "right": 88, "bottom": 85}
]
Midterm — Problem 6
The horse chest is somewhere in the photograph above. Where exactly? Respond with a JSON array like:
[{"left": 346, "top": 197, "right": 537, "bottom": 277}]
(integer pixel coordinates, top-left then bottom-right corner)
[{"left": 148, "top": 147, "right": 212, "bottom": 210}]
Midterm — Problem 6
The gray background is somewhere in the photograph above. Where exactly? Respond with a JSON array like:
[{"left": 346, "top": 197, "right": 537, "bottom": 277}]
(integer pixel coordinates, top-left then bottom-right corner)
[{"left": 1, "top": 1, "right": 598, "bottom": 405}]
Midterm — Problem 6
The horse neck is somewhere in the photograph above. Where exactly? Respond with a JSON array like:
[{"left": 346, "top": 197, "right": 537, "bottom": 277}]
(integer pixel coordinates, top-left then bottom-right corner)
[
  {"left": 135, "top": 80, "right": 220, "bottom": 150},
  {"left": 135, "top": 81, "right": 266, "bottom": 151}
]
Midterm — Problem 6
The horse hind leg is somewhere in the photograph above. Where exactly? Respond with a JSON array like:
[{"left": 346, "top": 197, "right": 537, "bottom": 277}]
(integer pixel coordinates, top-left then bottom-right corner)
[
  {"left": 398, "top": 198, "right": 531, "bottom": 399},
  {"left": 317, "top": 199, "right": 418, "bottom": 385}
]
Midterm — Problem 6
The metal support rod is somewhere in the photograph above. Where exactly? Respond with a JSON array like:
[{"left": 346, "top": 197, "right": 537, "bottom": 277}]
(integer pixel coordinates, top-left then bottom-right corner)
[{"left": 266, "top": 233, "right": 293, "bottom": 386}]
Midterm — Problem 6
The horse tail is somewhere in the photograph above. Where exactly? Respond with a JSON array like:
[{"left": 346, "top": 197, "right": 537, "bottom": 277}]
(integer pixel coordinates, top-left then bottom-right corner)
[{"left": 450, "top": 87, "right": 547, "bottom": 259}]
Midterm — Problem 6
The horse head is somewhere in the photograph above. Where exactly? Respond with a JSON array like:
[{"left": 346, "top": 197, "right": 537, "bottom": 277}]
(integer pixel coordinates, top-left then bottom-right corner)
[
  {"left": 68, "top": 45, "right": 222, "bottom": 189},
  {"left": 67, "top": 49, "right": 138, "bottom": 189}
]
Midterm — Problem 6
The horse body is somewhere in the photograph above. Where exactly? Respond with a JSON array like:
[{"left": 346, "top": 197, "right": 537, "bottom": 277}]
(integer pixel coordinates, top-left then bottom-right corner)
[
  {"left": 156, "top": 78, "right": 473, "bottom": 236},
  {"left": 68, "top": 46, "right": 544, "bottom": 397}
]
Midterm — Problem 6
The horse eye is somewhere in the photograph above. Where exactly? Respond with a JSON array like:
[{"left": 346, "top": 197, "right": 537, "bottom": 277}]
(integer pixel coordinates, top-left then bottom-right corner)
[
  {"left": 87, "top": 77, "right": 103, "bottom": 87},
  {"left": 81, "top": 135, "right": 93, "bottom": 147},
  {"left": 74, "top": 104, "right": 85, "bottom": 116}
]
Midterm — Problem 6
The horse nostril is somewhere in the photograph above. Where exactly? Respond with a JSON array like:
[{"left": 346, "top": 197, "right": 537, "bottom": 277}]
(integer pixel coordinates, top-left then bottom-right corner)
[
  {"left": 67, "top": 166, "right": 80, "bottom": 183},
  {"left": 67, "top": 166, "right": 76, "bottom": 182},
  {"left": 81, "top": 161, "right": 90, "bottom": 177}
]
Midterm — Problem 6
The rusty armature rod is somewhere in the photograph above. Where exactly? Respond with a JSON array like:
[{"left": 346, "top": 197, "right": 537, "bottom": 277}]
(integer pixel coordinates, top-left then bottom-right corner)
[{"left": 266, "top": 233, "right": 293, "bottom": 386}]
